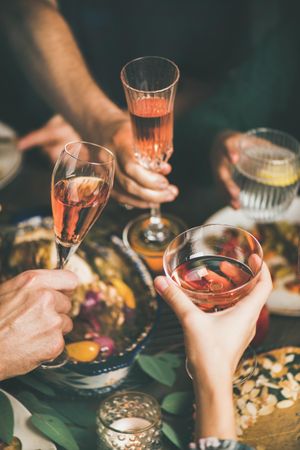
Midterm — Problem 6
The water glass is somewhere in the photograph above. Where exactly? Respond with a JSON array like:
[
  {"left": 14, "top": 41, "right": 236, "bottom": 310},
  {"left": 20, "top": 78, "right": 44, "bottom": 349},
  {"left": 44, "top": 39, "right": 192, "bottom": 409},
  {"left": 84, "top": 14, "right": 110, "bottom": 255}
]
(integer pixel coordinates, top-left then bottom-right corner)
[{"left": 233, "top": 128, "right": 300, "bottom": 222}]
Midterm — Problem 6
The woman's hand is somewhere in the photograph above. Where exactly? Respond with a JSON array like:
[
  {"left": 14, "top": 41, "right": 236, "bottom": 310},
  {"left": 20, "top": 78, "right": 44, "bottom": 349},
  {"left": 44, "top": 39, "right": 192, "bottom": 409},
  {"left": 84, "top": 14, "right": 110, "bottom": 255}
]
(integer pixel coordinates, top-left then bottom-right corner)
[
  {"left": 154, "top": 263, "right": 272, "bottom": 440},
  {"left": 154, "top": 262, "right": 272, "bottom": 382}
]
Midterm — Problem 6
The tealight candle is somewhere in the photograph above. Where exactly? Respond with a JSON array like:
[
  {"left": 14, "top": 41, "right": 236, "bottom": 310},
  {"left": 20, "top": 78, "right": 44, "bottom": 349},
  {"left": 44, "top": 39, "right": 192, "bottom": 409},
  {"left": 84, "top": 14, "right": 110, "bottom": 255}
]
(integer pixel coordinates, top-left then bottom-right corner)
[{"left": 96, "top": 391, "right": 162, "bottom": 450}]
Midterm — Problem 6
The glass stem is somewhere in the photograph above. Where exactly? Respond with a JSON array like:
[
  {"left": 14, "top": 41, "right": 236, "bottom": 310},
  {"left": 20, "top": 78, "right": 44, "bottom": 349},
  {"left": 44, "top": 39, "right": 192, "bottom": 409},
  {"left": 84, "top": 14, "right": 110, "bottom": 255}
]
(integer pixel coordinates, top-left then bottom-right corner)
[
  {"left": 56, "top": 241, "right": 78, "bottom": 269},
  {"left": 143, "top": 205, "right": 170, "bottom": 243}
]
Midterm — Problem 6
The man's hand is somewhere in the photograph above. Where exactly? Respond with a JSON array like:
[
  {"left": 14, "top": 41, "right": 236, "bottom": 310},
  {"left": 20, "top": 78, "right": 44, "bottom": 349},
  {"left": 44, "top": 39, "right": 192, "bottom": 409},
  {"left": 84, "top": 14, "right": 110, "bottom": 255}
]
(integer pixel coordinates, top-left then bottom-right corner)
[
  {"left": 18, "top": 116, "right": 179, "bottom": 209},
  {"left": 111, "top": 120, "right": 178, "bottom": 208},
  {"left": 211, "top": 130, "right": 242, "bottom": 209},
  {"left": 18, "top": 115, "right": 81, "bottom": 163},
  {"left": 0, "top": 269, "right": 78, "bottom": 380}
]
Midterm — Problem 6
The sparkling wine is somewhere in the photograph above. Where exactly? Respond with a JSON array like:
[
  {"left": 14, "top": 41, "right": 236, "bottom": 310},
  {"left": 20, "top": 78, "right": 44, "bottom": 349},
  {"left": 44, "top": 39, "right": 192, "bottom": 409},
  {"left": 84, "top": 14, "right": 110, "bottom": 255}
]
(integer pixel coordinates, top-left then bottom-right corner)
[
  {"left": 129, "top": 97, "right": 173, "bottom": 170},
  {"left": 52, "top": 176, "right": 109, "bottom": 246},
  {"left": 172, "top": 255, "right": 253, "bottom": 294}
]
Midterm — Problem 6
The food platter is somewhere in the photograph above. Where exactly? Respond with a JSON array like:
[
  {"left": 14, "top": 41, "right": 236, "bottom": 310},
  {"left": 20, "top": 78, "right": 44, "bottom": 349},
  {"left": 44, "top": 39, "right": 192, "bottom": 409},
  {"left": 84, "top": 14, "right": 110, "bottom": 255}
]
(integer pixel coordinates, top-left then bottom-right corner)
[
  {"left": 0, "top": 217, "right": 158, "bottom": 395},
  {"left": 0, "top": 122, "right": 21, "bottom": 189},
  {"left": 205, "top": 197, "right": 300, "bottom": 316}
]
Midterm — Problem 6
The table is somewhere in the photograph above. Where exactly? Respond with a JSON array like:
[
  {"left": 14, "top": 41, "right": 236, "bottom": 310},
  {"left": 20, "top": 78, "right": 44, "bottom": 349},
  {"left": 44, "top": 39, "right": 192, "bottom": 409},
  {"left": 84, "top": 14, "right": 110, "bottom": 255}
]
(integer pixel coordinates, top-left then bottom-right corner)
[{"left": 1, "top": 152, "right": 300, "bottom": 449}]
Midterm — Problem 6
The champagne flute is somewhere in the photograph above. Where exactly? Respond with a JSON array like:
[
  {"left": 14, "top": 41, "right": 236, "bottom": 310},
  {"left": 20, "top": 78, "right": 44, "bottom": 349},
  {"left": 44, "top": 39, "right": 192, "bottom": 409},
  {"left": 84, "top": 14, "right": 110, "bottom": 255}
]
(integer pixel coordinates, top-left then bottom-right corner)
[
  {"left": 121, "top": 56, "right": 185, "bottom": 272},
  {"left": 41, "top": 141, "right": 115, "bottom": 369}
]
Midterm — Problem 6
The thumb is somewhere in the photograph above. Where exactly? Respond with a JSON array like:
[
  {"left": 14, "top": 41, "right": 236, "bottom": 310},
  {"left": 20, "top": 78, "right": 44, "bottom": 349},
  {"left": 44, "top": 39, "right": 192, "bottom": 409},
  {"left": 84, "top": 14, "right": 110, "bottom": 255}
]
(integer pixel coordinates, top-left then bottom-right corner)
[
  {"left": 17, "top": 126, "right": 53, "bottom": 152},
  {"left": 154, "top": 276, "right": 199, "bottom": 320},
  {"left": 224, "top": 133, "right": 242, "bottom": 164}
]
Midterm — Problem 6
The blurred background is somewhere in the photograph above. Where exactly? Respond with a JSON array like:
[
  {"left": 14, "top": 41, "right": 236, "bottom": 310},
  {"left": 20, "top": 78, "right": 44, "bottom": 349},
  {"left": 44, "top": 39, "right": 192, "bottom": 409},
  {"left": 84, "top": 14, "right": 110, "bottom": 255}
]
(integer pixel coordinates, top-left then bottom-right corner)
[{"left": 0, "top": 0, "right": 299, "bottom": 191}]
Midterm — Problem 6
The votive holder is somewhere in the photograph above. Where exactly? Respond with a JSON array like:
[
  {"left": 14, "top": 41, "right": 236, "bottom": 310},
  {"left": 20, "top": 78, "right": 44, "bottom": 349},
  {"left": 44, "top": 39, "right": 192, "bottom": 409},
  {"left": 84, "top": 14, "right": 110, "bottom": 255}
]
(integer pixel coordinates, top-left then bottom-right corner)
[{"left": 96, "top": 391, "right": 162, "bottom": 450}]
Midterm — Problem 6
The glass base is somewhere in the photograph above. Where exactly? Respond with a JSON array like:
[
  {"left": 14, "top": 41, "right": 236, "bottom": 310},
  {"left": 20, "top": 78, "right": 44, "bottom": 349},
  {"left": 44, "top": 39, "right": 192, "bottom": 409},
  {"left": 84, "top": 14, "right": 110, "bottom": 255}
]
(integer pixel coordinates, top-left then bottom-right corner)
[{"left": 123, "top": 213, "right": 186, "bottom": 273}]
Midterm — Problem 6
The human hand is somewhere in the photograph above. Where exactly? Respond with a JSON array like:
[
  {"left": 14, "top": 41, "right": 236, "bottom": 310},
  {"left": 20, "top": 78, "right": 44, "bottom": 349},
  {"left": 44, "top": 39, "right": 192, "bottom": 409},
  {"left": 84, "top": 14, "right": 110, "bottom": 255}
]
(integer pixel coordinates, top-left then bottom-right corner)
[
  {"left": 154, "top": 260, "right": 272, "bottom": 384},
  {"left": 0, "top": 269, "right": 78, "bottom": 380},
  {"left": 18, "top": 115, "right": 81, "bottom": 163},
  {"left": 211, "top": 130, "right": 242, "bottom": 209},
  {"left": 110, "top": 120, "right": 179, "bottom": 208}
]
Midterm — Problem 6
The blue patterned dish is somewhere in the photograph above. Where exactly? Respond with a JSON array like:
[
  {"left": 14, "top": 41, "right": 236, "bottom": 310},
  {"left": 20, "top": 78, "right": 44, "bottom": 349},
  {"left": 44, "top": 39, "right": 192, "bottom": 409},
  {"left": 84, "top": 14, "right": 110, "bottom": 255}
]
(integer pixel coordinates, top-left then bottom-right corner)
[{"left": 0, "top": 217, "right": 159, "bottom": 396}]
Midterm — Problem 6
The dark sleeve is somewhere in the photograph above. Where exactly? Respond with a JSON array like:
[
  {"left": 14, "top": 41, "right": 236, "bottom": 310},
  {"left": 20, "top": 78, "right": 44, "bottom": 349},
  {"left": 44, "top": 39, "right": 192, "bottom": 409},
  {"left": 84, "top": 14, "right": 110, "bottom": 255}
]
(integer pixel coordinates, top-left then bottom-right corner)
[
  {"left": 177, "top": 19, "right": 300, "bottom": 154},
  {"left": 189, "top": 438, "right": 255, "bottom": 449}
]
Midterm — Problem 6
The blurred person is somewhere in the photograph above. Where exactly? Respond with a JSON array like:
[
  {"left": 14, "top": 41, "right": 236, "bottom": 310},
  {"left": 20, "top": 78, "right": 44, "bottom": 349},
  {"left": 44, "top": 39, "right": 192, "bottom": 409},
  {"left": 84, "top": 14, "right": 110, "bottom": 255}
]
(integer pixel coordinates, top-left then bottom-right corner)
[
  {"left": 0, "top": 0, "right": 178, "bottom": 210},
  {"left": 0, "top": 0, "right": 249, "bottom": 198},
  {"left": 0, "top": 269, "right": 78, "bottom": 380},
  {"left": 154, "top": 261, "right": 272, "bottom": 449},
  {"left": 176, "top": 0, "right": 300, "bottom": 207}
]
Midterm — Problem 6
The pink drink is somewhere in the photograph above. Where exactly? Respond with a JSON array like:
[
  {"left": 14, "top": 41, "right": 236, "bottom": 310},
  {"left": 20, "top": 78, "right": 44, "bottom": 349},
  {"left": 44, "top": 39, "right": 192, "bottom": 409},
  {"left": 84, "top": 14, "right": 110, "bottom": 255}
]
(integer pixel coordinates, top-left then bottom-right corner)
[{"left": 129, "top": 97, "right": 173, "bottom": 170}]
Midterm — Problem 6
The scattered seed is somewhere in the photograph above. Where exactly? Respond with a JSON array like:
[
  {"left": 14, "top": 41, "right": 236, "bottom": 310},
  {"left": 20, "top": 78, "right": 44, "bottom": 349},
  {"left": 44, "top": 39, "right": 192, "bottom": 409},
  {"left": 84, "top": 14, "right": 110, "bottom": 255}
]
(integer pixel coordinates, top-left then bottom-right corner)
[
  {"left": 242, "top": 380, "right": 255, "bottom": 395},
  {"left": 246, "top": 402, "right": 257, "bottom": 416},
  {"left": 259, "top": 404, "right": 275, "bottom": 416},
  {"left": 277, "top": 400, "right": 294, "bottom": 409}
]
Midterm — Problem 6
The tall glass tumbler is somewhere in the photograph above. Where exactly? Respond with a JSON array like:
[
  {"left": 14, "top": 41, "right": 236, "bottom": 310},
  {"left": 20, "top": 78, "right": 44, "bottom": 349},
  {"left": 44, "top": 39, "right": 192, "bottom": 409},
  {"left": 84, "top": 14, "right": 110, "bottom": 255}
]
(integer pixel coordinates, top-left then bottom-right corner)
[{"left": 233, "top": 128, "right": 300, "bottom": 222}]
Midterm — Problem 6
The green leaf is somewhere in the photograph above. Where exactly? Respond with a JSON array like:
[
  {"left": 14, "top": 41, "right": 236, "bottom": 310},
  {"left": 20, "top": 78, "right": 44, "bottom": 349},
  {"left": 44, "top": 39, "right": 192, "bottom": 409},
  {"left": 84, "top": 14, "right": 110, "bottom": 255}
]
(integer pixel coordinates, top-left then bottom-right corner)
[
  {"left": 161, "top": 391, "right": 193, "bottom": 415},
  {"left": 162, "top": 422, "right": 184, "bottom": 449},
  {"left": 30, "top": 414, "right": 79, "bottom": 450},
  {"left": 137, "top": 355, "right": 176, "bottom": 386},
  {"left": 17, "top": 374, "right": 56, "bottom": 397},
  {"left": 49, "top": 401, "right": 96, "bottom": 428},
  {"left": 17, "top": 391, "right": 67, "bottom": 423},
  {"left": 0, "top": 391, "right": 14, "bottom": 444},
  {"left": 156, "top": 353, "right": 182, "bottom": 368}
]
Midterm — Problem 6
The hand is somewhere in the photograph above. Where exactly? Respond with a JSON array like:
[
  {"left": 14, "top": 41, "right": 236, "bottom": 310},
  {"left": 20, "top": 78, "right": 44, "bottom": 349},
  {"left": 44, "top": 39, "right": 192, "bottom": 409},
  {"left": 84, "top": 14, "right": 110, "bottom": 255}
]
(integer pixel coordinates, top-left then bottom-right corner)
[
  {"left": 155, "top": 262, "right": 272, "bottom": 440},
  {"left": 110, "top": 120, "right": 179, "bottom": 208},
  {"left": 0, "top": 269, "right": 78, "bottom": 380},
  {"left": 18, "top": 115, "right": 81, "bottom": 163},
  {"left": 211, "top": 130, "right": 242, "bottom": 209},
  {"left": 154, "top": 261, "right": 272, "bottom": 383}
]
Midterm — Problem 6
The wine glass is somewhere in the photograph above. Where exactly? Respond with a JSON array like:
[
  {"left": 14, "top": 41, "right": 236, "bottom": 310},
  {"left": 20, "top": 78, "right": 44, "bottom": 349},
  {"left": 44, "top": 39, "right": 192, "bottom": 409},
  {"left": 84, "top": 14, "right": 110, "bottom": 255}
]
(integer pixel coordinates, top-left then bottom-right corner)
[
  {"left": 163, "top": 224, "right": 263, "bottom": 383},
  {"left": 121, "top": 56, "right": 185, "bottom": 272},
  {"left": 41, "top": 141, "right": 115, "bottom": 368},
  {"left": 233, "top": 128, "right": 300, "bottom": 222}
]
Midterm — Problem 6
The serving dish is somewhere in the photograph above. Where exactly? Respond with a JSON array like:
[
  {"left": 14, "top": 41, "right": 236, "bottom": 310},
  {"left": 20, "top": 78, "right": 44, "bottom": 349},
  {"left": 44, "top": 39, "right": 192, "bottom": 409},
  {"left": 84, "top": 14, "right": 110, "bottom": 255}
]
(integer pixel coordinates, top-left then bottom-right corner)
[
  {"left": 0, "top": 217, "right": 158, "bottom": 396},
  {"left": 205, "top": 197, "right": 300, "bottom": 316},
  {"left": 0, "top": 389, "right": 56, "bottom": 450}
]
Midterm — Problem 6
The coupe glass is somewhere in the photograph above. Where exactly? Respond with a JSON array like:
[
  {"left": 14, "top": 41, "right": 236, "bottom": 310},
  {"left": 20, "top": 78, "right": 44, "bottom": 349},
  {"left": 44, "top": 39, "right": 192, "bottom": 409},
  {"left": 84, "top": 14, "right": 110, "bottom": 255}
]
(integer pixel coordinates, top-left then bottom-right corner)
[
  {"left": 233, "top": 128, "right": 300, "bottom": 222},
  {"left": 164, "top": 224, "right": 263, "bottom": 383},
  {"left": 121, "top": 56, "right": 185, "bottom": 272},
  {"left": 41, "top": 141, "right": 115, "bottom": 368}
]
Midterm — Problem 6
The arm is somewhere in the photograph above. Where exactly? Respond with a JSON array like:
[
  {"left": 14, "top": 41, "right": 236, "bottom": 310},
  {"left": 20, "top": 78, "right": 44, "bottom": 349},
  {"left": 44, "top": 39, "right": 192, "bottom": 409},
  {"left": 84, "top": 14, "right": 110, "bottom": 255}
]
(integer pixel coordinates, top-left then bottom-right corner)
[
  {"left": 154, "top": 262, "right": 272, "bottom": 446},
  {"left": 0, "top": 0, "right": 177, "bottom": 208}
]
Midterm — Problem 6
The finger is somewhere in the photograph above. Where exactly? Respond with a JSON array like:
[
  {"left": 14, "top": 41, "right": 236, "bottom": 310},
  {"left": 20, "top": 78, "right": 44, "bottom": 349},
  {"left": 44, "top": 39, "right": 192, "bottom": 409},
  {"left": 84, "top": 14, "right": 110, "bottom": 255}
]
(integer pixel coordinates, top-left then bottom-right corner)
[
  {"left": 111, "top": 189, "right": 153, "bottom": 209},
  {"left": 0, "top": 269, "right": 78, "bottom": 296},
  {"left": 17, "top": 127, "right": 54, "bottom": 151},
  {"left": 159, "top": 162, "right": 172, "bottom": 175},
  {"left": 224, "top": 134, "right": 241, "bottom": 164},
  {"left": 121, "top": 161, "right": 170, "bottom": 190},
  {"left": 219, "top": 164, "right": 240, "bottom": 200},
  {"left": 52, "top": 291, "right": 72, "bottom": 314},
  {"left": 60, "top": 314, "right": 73, "bottom": 335},
  {"left": 248, "top": 254, "right": 263, "bottom": 275},
  {"left": 236, "top": 263, "right": 272, "bottom": 314},
  {"left": 219, "top": 260, "right": 251, "bottom": 285},
  {"left": 154, "top": 276, "right": 200, "bottom": 321},
  {"left": 117, "top": 172, "right": 178, "bottom": 203}
]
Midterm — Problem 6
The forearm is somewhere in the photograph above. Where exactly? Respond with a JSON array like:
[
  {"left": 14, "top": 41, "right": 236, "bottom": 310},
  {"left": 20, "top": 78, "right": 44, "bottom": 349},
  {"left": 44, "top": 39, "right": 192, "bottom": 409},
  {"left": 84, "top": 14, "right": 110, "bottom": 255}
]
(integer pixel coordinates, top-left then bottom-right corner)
[
  {"left": 193, "top": 373, "right": 236, "bottom": 440},
  {"left": 0, "top": 0, "right": 125, "bottom": 142}
]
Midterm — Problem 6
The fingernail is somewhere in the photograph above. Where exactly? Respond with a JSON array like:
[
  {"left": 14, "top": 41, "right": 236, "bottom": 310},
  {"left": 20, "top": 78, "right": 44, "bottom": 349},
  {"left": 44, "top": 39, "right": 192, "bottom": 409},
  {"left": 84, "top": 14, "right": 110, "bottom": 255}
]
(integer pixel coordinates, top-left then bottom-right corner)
[{"left": 154, "top": 276, "right": 170, "bottom": 294}]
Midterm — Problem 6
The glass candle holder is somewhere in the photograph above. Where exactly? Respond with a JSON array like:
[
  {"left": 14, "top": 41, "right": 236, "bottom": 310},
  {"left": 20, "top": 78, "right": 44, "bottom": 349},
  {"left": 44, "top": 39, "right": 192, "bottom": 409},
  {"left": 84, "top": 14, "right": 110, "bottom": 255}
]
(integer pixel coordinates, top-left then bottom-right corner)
[{"left": 96, "top": 391, "right": 162, "bottom": 450}]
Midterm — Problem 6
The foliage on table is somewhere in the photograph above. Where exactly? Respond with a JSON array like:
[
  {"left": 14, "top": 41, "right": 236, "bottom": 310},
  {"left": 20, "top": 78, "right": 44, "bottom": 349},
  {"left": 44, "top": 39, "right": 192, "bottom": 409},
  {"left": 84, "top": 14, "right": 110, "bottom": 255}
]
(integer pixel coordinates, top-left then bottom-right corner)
[{"left": 0, "top": 352, "right": 193, "bottom": 450}]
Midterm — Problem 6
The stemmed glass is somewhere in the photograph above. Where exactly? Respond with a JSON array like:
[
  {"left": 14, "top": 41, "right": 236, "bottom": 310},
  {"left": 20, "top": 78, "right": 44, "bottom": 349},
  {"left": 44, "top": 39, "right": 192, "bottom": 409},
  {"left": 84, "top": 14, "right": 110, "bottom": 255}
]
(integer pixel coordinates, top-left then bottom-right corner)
[
  {"left": 41, "top": 141, "right": 115, "bottom": 368},
  {"left": 163, "top": 224, "right": 263, "bottom": 382},
  {"left": 121, "top": 56, "right": 185, "bottom": 272}
]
